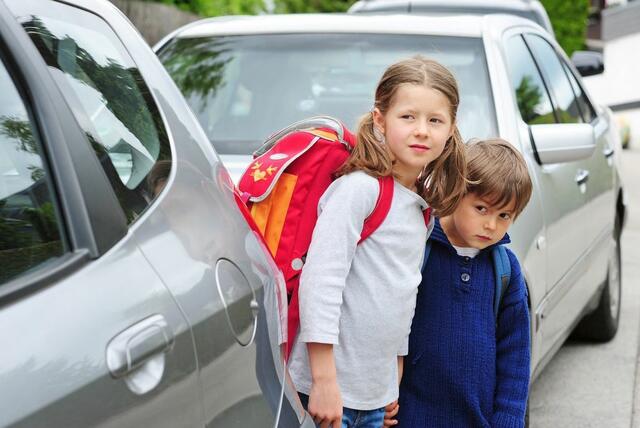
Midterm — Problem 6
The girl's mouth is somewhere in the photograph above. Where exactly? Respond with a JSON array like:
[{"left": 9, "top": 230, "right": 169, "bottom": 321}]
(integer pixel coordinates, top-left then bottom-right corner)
[{"left": 409, "top": 144, "right": 429, "bottom": 152}]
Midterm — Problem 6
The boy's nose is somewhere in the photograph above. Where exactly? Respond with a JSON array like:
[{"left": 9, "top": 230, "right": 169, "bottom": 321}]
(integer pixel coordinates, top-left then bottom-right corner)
[{"left": 484, "top": 218, "right": 497, "bottom": 230}]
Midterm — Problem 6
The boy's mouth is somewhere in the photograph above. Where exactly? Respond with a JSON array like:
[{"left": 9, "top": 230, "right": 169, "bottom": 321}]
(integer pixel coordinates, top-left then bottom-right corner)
[{"left": 476, "top": 235, "right": 492, "bottom": 241}]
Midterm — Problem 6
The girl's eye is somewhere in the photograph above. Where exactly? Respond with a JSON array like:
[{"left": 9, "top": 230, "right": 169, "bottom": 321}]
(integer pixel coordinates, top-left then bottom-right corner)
[
  {"left": 430, "top": 118, "right": 442, "bottom": 124},
  {"left": 401, "top": 114, "right": 414, "bottom": 120}
]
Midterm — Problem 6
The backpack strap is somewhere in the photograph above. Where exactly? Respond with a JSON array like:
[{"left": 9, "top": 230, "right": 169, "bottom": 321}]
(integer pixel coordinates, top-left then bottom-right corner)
[
  {"left": 359, "top": 178, "right": 432, "bottom": 245},
  {"left": 492, "top": 245, "right": 511, "bottom": 322},
  {"left": 421, "top": 241, "right": 432, "bottom": 273},
  {"left": 358, "top": 176, "right": 394, "bottom": 244}
]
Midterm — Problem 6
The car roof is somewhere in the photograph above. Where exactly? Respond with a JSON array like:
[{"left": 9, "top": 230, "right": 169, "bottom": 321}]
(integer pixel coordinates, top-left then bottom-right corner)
[
  {"left": 350, "top": 0, "right": 541, "bottom": 13},
  {"left": 165, "top": 13, "right": 536, "bottom": 41}
]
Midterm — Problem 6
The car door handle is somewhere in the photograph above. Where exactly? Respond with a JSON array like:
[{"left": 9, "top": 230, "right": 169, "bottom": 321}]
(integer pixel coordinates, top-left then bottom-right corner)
[
  {"left": 603, "top": 147, "right": 614, "bottom": 158},
  {"left": 575, "top": 169, "right": 590, "bottom": 185},
  {"left": 106, "top": 314, "right": 174, "bottom": 378}
]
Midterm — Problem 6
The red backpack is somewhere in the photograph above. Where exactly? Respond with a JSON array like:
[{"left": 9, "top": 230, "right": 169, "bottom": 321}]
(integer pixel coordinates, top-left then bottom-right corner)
[{"left": 238, "top": 116, "right": 430, "bottom": 358}]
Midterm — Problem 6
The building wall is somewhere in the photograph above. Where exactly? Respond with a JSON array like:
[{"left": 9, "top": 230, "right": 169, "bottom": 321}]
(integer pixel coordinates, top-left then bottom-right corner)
[
  {"left": 109, "top": 0, "right": 200, "bottom": 46},
  {"left": 582, "top": 2, "right": 640, "bottom": 146}
]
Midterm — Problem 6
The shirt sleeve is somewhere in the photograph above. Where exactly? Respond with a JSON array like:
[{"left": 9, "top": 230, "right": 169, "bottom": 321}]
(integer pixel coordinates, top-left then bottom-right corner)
[
  {"left": 492, "top": 249, "right": 531, "bottom": 428},
  {"left": 297, "top": 172, "right": 378, "bottom": 345}
]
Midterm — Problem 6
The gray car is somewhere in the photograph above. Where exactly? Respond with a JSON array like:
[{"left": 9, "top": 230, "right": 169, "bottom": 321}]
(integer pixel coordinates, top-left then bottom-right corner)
[
  {"left": 156, "top": 13, "right": 626, "bottom": 388},
  {"left": 0, "top": 0, "right": 310, "bottom": 426}
]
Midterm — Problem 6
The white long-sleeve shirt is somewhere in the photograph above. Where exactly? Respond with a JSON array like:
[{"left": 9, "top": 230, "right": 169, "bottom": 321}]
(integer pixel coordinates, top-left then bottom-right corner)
[{"left": 288, "top": 171, "right": 432, "bottom": 410}]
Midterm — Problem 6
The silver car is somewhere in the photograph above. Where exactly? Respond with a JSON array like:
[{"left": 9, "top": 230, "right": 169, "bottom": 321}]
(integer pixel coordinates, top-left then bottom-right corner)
[
  {"left": 0, "top": 0, "right": 310, "bottom": 426},
  {"left": 348, "top": 0, "right": 554, "bottom": 35},
  {"left": 156, "top": 13, "right": 626, "bottom": 386}
]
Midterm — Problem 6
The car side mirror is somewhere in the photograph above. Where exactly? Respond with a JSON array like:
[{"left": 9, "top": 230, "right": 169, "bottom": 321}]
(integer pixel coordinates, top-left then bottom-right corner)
[
  {"left": 530, "top": 123, "right": 596, "bottom": 165},
  {"left": 571, "top": 50, "right": 604, "bottom": 77}
]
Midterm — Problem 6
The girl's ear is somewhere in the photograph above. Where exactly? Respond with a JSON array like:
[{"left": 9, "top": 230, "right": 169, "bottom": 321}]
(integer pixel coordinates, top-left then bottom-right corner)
[
  {"left": 448, "top": 121, "right": 457, "bottom": 140},
  {"left": 372, "top": 107, "right": 385, "bottom": 135}
]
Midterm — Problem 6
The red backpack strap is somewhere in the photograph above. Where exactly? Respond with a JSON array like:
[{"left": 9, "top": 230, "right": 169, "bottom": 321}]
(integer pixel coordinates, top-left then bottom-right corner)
[
  {"left": 359, "top": 176, "right": 394, "bottom": 244},
  {"left": 423, "top": 206, "right": 432, "bottom": 227}
]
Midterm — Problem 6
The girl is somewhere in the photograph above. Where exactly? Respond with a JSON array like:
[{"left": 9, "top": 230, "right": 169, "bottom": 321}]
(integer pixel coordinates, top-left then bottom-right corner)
[{"left": 287, "top": 56, "right": 467, "bottom": 428}]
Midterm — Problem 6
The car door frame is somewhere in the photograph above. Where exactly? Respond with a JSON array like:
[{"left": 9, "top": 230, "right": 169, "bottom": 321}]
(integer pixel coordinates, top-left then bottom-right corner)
[{"left": 0, "top": 0, "right": 128, "bottom": 304}]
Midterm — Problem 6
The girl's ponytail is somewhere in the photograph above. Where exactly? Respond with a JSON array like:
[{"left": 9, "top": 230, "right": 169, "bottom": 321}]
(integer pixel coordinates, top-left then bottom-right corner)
[
  {"left": 418, "top": 126, "right": 467, "bottom": 217},
  {"left": 336, "top": 112, "right": 393, "bottom": 178}
]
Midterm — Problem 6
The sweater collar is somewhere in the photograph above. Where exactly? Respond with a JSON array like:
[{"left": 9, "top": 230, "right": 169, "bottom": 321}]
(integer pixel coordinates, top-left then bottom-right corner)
[{"left": 430, "top": 217, "right": 510, "bottom": 251}]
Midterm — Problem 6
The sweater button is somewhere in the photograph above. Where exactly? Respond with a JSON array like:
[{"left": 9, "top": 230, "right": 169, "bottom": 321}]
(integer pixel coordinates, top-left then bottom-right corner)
[
  {"left": 461, "top": 273, "right": 471, "bottom": 283},
  {"left": 463, "top": 256, "right": 471, "bottom": 263}
]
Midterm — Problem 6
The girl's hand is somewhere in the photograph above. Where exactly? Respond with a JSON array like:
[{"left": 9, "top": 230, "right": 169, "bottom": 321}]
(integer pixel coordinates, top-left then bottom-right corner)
[
  {"left": 308, "top": 378, "right": 343, "bottom": 428},
  {"left": 383, "top": 400, "right": 399, "bottom": 426}
]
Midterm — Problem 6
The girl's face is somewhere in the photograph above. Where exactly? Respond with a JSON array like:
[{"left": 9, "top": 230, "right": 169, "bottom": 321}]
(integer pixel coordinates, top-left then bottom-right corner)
[{"left": 373, "top": 83, "right": 454, "bottom": 189}]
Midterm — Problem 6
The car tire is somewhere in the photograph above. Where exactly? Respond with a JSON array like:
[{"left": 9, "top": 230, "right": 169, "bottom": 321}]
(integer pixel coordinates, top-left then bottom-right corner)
[{"left": 573, "top": 216, "right": 622, "bottom": 342}]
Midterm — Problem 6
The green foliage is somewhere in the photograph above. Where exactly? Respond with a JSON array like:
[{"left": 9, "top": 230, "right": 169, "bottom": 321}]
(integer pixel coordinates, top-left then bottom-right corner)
[
  {"left": 155, "top": 0, "right": 267, "bottom": 15},
  {"left": 273, "top": 0, "right": 356, "bottom": 13},
  {"left": 540, "top": 0, "right": 590, "bottom": 56},
  {"left": 148, "top": 0, "right": 357, "bottom": 14}
]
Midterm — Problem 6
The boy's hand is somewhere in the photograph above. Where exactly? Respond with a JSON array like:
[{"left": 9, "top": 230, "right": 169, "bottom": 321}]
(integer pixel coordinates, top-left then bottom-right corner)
[
  {"left": 383, "top": 400, "right": 399, "bottom": 426},
  {"left": 308, "top": 378, "right": 343, "bottom": 428}
]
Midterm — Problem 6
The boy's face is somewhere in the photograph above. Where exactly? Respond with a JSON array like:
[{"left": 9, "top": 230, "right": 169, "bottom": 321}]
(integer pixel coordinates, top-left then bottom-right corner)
[{"left": 442, "top": 193, "right": 516, "bottom": 250}]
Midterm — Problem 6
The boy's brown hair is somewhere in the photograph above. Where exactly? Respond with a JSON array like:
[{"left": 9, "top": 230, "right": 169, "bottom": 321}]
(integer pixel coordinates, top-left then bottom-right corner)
[
  {"left": 337, "top": 55, "right": 467, "bottom": 217},
  {"left": 465, "top": 138, "right": 532, "bottom": 219}
]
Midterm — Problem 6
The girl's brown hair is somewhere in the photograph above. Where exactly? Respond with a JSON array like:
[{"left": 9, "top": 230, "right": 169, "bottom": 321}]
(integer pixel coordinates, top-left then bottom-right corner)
[{"left": 337, "top": 55, "right": 467, "bottom": 217}]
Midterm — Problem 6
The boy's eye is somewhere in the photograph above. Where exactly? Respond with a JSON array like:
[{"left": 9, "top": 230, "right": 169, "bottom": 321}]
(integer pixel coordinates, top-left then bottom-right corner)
[
  {"left": 500, "top": 213, "right": 512, "bottom": 220},
  {"left": 401, "top": 114, "right": 414, "bottom": 120},
  {"left": 475, "top": 205, "right": 487, "bottom": 213}
]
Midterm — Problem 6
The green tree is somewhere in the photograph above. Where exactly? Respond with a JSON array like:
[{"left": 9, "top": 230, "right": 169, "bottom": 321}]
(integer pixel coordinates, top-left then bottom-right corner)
[
  {"left": 540, "top": 0, "right": 590, "bottom": 56},
  {"left": 273, "top": 0, "right": 356, "bottom": 13}
]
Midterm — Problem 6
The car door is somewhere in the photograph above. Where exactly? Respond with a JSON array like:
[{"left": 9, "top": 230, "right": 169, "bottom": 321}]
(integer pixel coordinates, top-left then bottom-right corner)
[
  {"left": 0, "top": 1, "right": 202, "bottom": 426},
  {"left": 503, "top": 32, "right": 594, "bottom": 357},
  {"left": 559, "top": 57, "right": 616, "bottom": 270}
]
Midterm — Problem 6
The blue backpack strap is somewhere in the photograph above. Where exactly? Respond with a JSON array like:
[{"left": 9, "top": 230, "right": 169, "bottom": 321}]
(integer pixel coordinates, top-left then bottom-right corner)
[
  {"left": 492, "top": 245, "right": 511, "bottom": 322},
  {"left": 421, "top": 241, "right": 432, "bottom": 273}
]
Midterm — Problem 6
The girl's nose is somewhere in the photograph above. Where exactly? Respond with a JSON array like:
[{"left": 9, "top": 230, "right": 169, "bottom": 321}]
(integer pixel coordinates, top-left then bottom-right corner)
[{"left": 414, "top": 121, "right": 429, "bottom": 137}]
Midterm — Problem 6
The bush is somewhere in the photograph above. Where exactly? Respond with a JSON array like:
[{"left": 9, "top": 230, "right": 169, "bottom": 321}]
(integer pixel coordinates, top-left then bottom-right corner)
[{"left": 540, "top": 0, "right": 590, "bottom": 56}]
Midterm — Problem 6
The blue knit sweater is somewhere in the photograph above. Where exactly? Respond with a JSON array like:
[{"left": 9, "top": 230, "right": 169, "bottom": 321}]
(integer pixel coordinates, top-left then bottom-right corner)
[{"left": 398, "top": 219, "right": 530, "bottom": 428}]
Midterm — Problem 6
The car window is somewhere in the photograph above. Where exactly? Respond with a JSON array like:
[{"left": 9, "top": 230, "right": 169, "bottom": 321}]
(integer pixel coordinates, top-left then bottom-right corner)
[
  {"left": 0, "top": 57, "right": 65, "bottom": 284},
  {"left": 20, "top": 6, "right": 172, "bottom": 224},
  {"left": 505, "top": 35, "right": 556, "bottom": 125},
  {"left": 524, "top": 35, "right": 583, "bottom": 124},
  {"left": 158, "top": 34, "right": 497, "bottom": 154},
  {"left": 561, "top": 60, "right": 596, "bottom": 123}
]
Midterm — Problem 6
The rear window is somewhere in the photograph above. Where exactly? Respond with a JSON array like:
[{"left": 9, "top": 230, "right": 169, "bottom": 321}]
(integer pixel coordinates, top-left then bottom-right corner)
[{"left": 158, "top": 33, "right": 497, "bottom": 155}]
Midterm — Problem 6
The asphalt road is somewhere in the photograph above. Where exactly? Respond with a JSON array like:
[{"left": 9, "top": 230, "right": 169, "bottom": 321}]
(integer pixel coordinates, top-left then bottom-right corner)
[{"left": 529, "top": 142, "right": 640, "bottom": 427}]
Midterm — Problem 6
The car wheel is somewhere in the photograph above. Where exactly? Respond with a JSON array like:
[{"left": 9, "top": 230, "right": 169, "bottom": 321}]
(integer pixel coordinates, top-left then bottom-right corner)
[{"left": 573, "top": 216, "right": 622, "bottom": 342}]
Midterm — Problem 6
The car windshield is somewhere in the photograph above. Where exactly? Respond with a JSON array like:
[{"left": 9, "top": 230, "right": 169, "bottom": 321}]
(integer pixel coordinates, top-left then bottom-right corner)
[{"left": 158, "top": 33, "right": 497, "bottom": 155}]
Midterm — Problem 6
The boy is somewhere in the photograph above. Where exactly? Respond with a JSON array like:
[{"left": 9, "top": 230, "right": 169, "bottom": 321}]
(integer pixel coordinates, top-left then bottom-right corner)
[{"left": 388, "top": 138, "right": 533, "bottom": 427}]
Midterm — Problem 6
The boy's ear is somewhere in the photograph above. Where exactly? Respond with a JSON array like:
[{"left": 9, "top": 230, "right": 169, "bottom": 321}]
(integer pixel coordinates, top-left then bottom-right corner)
[{"left": 372, "top": 108, "right": 385, "bottom": 134}]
